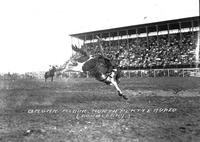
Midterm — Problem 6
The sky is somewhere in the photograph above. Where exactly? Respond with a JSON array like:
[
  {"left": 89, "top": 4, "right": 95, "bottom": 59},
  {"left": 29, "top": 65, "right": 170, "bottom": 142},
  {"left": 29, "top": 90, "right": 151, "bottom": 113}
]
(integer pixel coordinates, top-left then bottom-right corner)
[{"left": 0, "top": 0, "right": 199, "bottom": 73}]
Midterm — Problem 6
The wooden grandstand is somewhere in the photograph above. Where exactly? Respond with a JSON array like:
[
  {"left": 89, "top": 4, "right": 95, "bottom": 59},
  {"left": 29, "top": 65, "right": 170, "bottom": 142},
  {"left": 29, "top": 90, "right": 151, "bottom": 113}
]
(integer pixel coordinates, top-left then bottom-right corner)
[{"left": 69, "top": 16, "right": 200, "bottom": 77}]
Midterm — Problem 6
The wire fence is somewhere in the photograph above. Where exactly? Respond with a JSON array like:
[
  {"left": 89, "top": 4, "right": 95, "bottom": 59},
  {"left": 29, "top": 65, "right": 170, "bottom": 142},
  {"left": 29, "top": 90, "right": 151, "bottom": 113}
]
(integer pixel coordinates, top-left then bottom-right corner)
[
  {"left": 121, "top": 68, "right": 200, "bottom": 78},
  {"left": 62, "top": 68, "right": 200, "bottom": 78},
  {"left": 1, "top": 68, "right": 199, "bottom": 80}
]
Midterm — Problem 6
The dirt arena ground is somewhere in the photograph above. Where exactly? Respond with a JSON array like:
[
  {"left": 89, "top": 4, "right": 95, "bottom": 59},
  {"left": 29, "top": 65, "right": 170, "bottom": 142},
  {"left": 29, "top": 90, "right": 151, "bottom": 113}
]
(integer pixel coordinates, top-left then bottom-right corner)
[{"left": 0, "top": 77, "right": 200, "bottom": 142}]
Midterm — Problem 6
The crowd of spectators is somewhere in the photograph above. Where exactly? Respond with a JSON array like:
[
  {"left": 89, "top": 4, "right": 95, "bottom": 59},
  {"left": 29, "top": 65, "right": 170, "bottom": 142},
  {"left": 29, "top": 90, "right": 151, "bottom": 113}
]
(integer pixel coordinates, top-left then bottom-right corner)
[{"left": 83, "top": 31, "right": 198, "bottom": 69}]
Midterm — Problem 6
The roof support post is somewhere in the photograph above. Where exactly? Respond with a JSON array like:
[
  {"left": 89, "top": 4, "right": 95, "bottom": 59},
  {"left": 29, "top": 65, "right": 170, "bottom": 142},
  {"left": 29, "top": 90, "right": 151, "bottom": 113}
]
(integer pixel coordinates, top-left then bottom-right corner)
[
  {"left": 92, "top": 34, "right": 95, "bottom": 54},
  {"left": 156, "top": 25, "right": 159, "bottom": 46},
  {"left": 109, "top": 32, "right": 111, "bottom": 48},
  {"left": 117, "top": 31, "right": 120, "bottom": 51},
  {"left": 84, "top": 35, "right": 86, "bottom": 45},
  {"left": 71, "top": 36, "right": 74, "bottom": 57},
  {"left": 78, "top": 37, "right": 80, "bottom": 48},
  {"left": 146, "top": 26, "right": 149, "bottom": 49},
  {"left": 136, "top": 28, "right": 139, "bottom": 48},
  {"left": 191, "top": 20, "right": 194, "bottom": 44},
  {"left": 113, "top": 34, "right": 115, "bottom": 55},
  {"left": 126, "top": 30, "right": 130, "bottom": 77},
  {"left": 117, "top": 31, "right": 119, "bottom": 47},
  {"left": 167, "top": 23, "right": 170, "bottom": 45},
  {"left": 179, "top": 22, "right": 182, "bottom": 48},
  {"left": 83, "top": 35, "right": 86, "bottom": 51}
]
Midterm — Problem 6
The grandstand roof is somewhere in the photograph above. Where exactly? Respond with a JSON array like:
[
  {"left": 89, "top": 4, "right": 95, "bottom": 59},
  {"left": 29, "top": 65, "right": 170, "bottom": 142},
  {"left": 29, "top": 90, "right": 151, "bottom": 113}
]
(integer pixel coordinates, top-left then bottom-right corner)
[{"left": 70, "top": 16, "right": 199, "bottom": 40}]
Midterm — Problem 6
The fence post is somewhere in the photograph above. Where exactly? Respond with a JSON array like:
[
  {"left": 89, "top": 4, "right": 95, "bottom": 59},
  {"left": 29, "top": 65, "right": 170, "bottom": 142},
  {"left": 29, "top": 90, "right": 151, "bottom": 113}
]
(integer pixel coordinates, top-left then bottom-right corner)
[
  {"left": 168, "top": 69, "right": 169, "bottom": 77},
  {"left": 196, "top": 68, "right": 198, "bottom": 76},
  {"left": 149, "top": 70, "right": 151, "bottom": 77}
]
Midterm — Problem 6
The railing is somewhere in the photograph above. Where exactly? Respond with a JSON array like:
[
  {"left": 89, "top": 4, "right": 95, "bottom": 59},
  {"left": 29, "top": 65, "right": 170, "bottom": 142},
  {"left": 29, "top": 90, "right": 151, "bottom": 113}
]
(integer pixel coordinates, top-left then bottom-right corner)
[
  {"left": 63, "top": 68, "right": 200, "bottom": 78},
  {"left": 121, "top": 68, "right": 200, "bottom": 78}
]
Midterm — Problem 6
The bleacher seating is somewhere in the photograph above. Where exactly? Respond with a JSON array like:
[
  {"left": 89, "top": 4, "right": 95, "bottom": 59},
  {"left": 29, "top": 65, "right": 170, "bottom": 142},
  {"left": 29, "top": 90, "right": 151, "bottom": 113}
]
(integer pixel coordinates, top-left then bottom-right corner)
[{"left": 83, "top": 31, "right": 198, "bottom": 69}]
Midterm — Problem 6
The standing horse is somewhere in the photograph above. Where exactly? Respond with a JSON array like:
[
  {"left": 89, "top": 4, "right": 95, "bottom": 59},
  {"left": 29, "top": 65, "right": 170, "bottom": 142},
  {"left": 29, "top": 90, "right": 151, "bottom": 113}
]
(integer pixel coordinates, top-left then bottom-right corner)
[{"left": 44, "top": 66, "right": 56, "bottom": 82}]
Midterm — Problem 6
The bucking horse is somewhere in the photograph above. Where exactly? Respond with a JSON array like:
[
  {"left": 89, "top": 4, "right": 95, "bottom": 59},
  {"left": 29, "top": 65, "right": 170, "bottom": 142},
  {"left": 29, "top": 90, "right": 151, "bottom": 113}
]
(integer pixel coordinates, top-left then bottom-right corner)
[{"left": 62, "top": 36, "right": 128, "bottom": 100}]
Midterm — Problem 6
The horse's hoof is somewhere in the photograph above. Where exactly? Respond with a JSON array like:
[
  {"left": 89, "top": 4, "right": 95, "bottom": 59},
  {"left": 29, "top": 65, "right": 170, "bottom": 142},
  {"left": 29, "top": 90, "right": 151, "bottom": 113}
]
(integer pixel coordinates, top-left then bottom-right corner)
[
  {"left": 105, "top": 82, "right": 111, "bottom": 85},
  {"left": 122, "top": 95, "right": 128, "bottom": 100},
  {"left": 118, "top": 92, "right": 128, "bottom": 100},
  {"left": 118, "top": 91, "right": 123, "bottom": 96}
]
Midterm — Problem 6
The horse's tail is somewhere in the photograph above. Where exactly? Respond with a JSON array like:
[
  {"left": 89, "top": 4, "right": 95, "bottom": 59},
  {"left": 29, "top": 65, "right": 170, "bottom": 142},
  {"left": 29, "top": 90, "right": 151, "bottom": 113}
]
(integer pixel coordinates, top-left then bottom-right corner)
[{"left": 72, "top": 45, "right": 89, "bottom": 57}]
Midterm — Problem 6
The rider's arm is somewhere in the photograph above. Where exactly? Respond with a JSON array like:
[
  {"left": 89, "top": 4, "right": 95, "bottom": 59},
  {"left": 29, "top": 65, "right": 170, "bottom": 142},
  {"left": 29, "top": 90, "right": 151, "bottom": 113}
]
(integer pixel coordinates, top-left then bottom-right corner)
[{"left": 96, "top": 35, "right": 106, "bottom": 57}]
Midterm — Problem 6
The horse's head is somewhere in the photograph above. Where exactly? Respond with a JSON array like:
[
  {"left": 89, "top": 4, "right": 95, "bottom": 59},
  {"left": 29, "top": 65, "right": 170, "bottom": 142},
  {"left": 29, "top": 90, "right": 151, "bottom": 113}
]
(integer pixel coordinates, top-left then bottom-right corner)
[
  {"left": 71, "top": 45, "right": 91, "bottom": 62},
  {"left": 66, "top": 59, "right": 78, "bottom": 68},
  {"left": 52, "top": 66, "right": 56, "bottom": 71},
  {"left": 60, "top": 46, "right": 93, "bottom": 73}
]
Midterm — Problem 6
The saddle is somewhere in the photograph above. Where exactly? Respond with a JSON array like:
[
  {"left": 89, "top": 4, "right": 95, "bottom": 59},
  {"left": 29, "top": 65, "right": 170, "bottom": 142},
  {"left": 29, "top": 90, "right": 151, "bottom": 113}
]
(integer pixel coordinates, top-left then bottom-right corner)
[{"left": 96, "top": 55, "right": 116, "bottom": 73}]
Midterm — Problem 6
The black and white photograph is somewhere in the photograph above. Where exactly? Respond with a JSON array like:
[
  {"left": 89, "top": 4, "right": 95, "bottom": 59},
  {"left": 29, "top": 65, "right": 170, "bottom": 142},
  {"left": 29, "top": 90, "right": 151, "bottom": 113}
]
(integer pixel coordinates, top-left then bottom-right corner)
[{"left": 0, "top": 0, "right": 199, "bottom": 141}]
